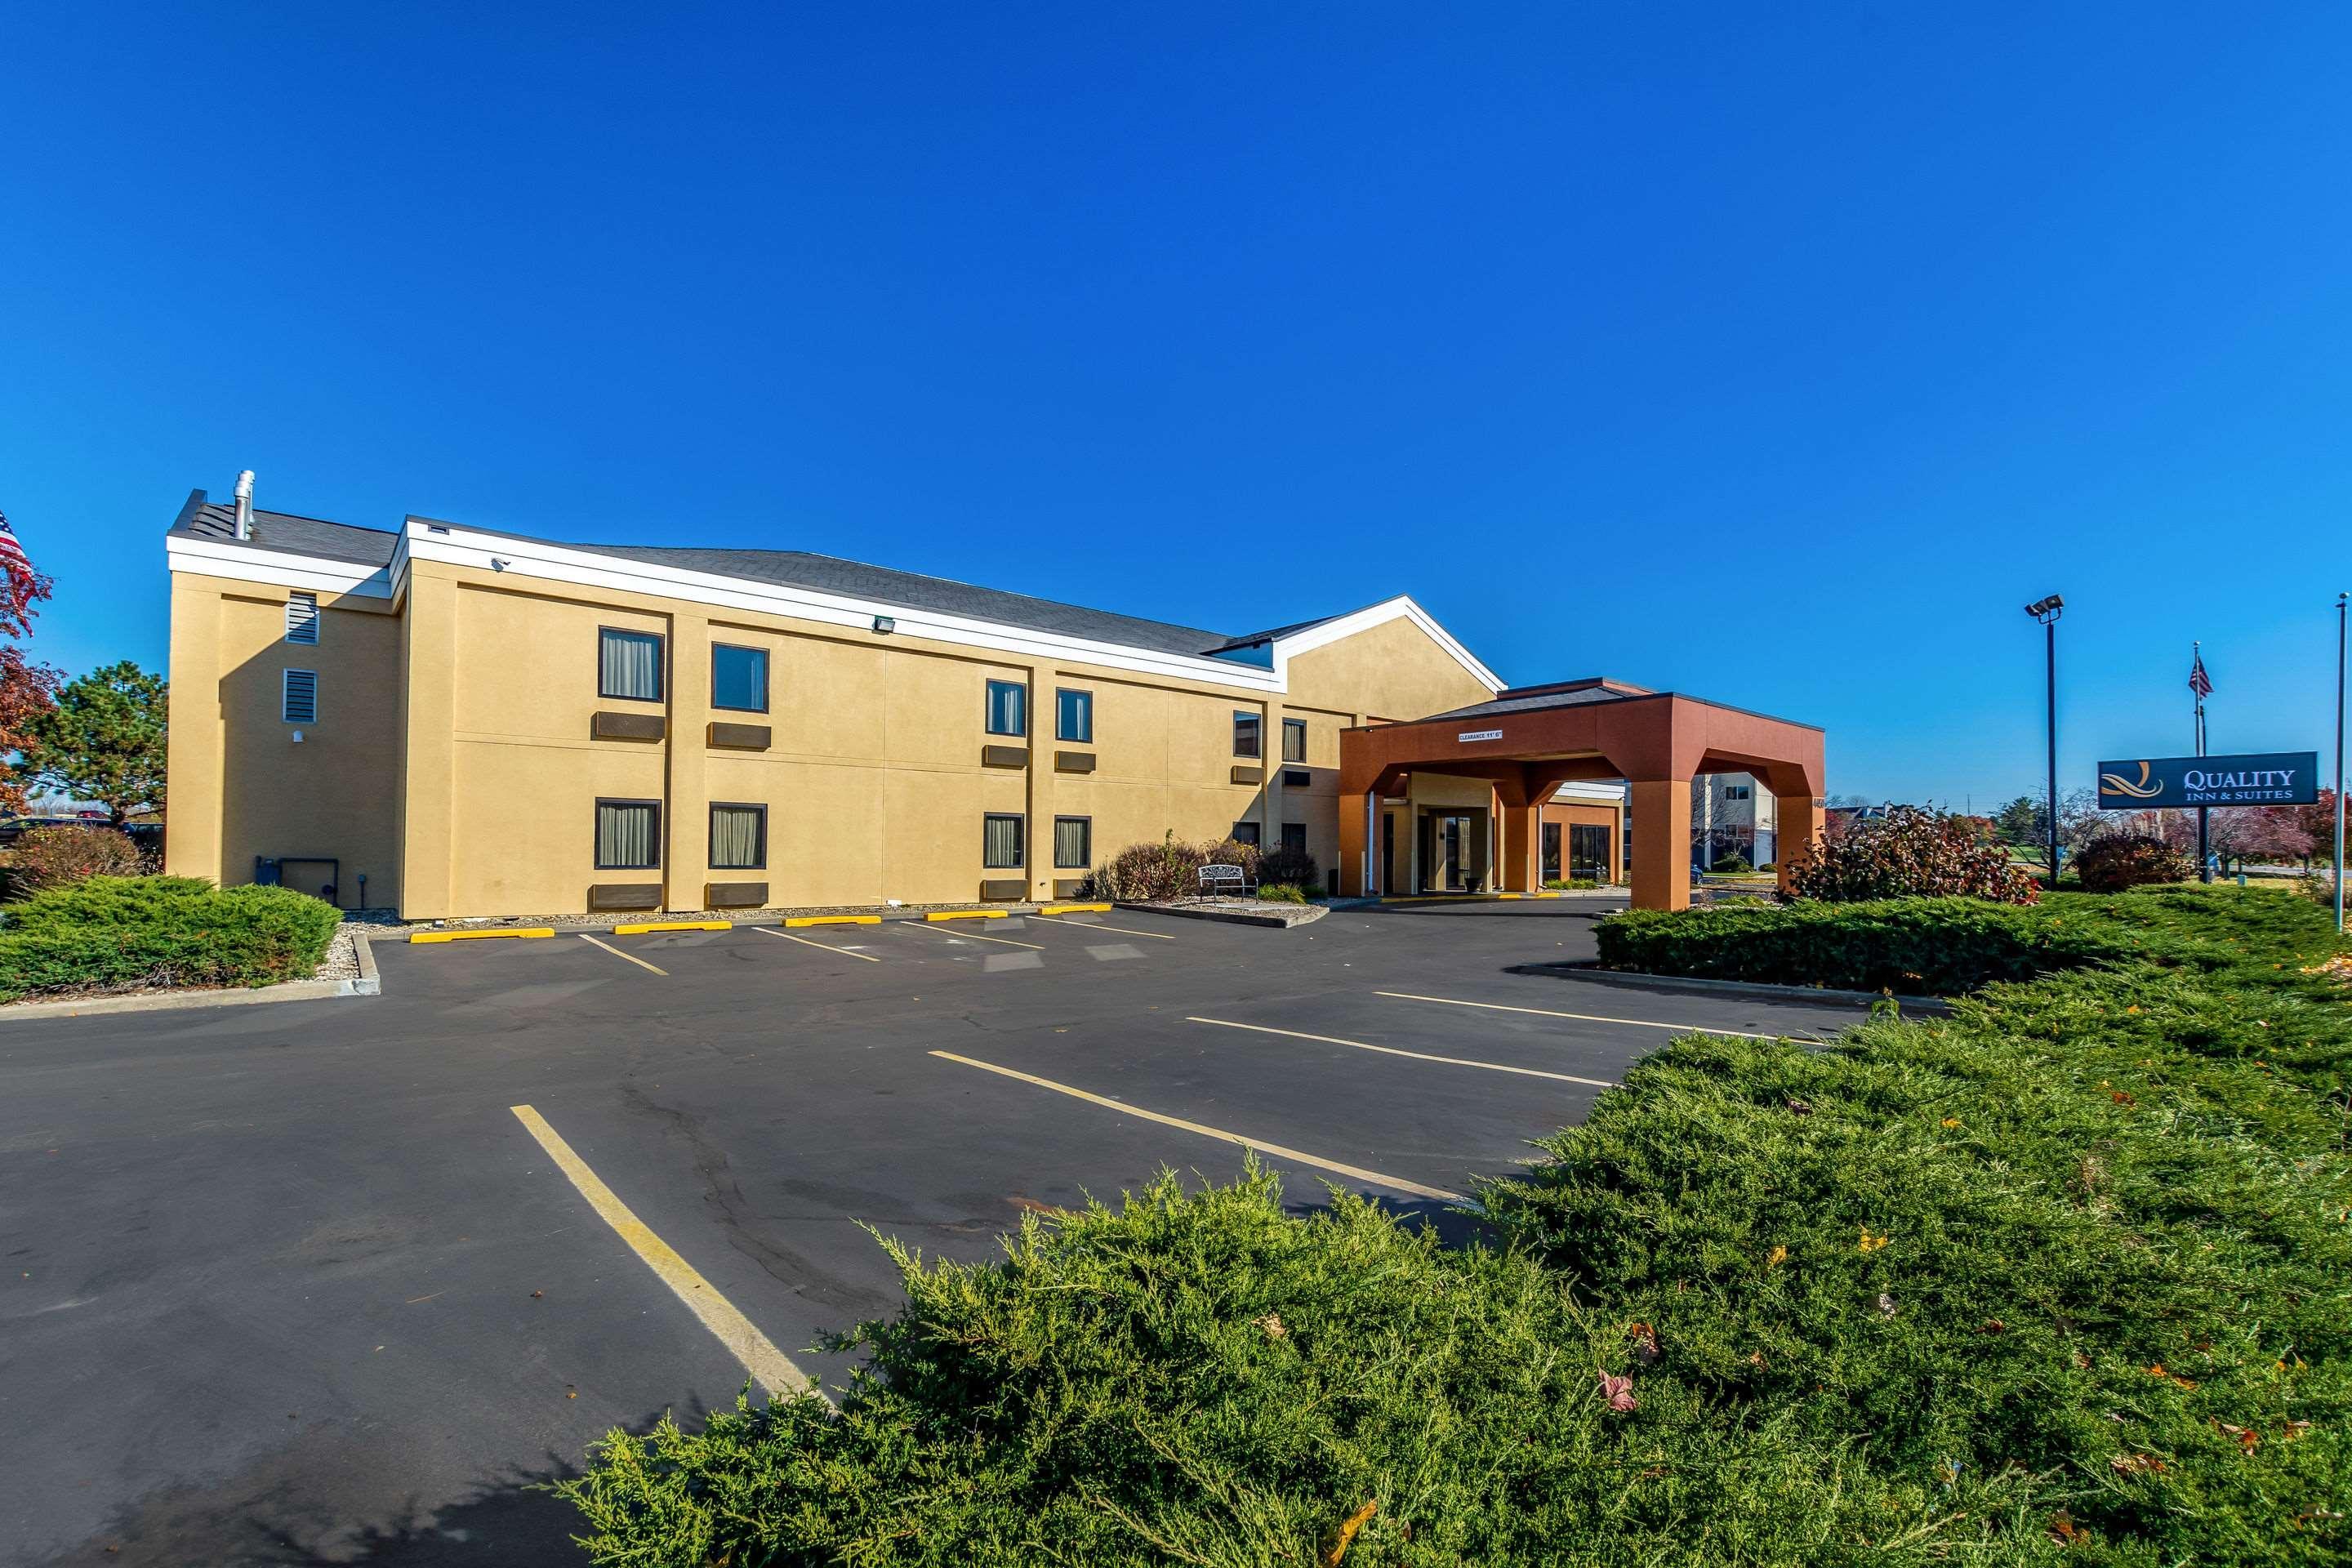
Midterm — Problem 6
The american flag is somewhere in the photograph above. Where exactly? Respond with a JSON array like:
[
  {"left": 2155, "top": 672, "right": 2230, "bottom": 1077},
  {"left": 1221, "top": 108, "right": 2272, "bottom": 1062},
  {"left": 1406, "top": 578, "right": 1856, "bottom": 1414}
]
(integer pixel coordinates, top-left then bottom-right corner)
[
  {"left": 0, "top": 512, "right": 30, "bottom": 585},
  {"left": 2189, "top": 648, "right": 2213, "bottom": 699}
]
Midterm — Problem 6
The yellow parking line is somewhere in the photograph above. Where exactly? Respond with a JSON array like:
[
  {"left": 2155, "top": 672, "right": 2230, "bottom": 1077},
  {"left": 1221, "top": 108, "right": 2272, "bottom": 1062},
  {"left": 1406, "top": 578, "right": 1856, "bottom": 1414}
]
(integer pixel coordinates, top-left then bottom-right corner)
[
  {"left": 409, "top": 927, "right": 555, "bottom": 943},
  {"left": 579, "top": 933, "right": 666, "bottom": 975},
  {"left": 897, "top": 920, "right": 1044, "bottom": 951},
  {"left": 1040, "top": 902, "right": 1111, "bottom": 915},
  {"left": 1029, "top": 915, "right": 1178, "bottom": 941},
  {"left": 928, "top": 1050, "right": 1461, "bottom": 1202},
  {"left": 753, "top": 925, "right": 881, "bottom": 962},
  {"left": 925, "top": 909, "right": 1008, "bottom": 921},
  {"left": 1187, "top": 1016, "right": 1615, "bottom": 1088},
  {"left": 1374, "top": 991, "right": 1774, "bottom": 1040},
  {"left": 612, "top": 920, "right": 732, "bottom": 935},
  {"left": 784, "top": 915, "right": 881, "bottom": 928},
  {"left": 508, "top": 1106, "right": 817, "bottom": 1401}
]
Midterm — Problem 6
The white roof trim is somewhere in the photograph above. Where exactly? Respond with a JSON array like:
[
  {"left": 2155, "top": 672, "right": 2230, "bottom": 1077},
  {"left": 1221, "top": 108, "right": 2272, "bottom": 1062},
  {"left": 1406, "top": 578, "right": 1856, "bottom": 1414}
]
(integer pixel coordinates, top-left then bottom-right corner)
[
  {"left": 165, "top": 535, "right": 398, "bottom": 599},
  {"left": 167, "top": 526, "right": 1507, "bottom": 700},
  {"left": 1267, "top": 596, "right": 1503, "bottom": 694},
  {"left": 400, "top": 523, "right": 1288, "bottom": 693}
]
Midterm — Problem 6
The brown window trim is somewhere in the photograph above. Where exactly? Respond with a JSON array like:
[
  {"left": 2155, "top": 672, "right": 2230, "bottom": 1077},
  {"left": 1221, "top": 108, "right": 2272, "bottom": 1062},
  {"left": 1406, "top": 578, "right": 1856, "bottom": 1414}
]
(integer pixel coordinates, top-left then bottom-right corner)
[
  {"left": 1053, "top": 813, "right": 1092, "bottom": 869},
  {"left": 710, "top": 642, "right": 770, "bottom": 714},
  {"left": 708, "top": 800, "right": 768, "bottom": 871},
  {"left": 1282, "top": 717, "right": 1307, "bottom": 763},
  {"left": 982, "top": 812, "right": 1026, "bottom": 870},
  {"left": 594, "top": 797, "right": 663, "bottom": 871},
  {"left": 1232, "top": 710, "right": 1262, "bottom": 760},
  {"left": 597, "top": 626, "right": 666, "bottom": 703}
]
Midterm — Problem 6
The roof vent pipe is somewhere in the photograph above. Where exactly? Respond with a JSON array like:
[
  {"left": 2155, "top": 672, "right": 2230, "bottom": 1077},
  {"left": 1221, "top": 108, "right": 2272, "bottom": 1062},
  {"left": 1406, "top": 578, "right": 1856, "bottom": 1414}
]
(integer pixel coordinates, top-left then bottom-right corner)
[{"left": 233, "top": 470, "right": 256, "bottom": 539}]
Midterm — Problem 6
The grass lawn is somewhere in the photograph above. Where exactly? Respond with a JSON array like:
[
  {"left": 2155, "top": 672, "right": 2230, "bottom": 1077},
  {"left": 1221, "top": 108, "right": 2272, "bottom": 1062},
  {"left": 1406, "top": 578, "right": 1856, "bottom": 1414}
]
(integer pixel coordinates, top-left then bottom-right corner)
[{"left": 560, "top": 886, "right": 2350, "bottom": 1566}]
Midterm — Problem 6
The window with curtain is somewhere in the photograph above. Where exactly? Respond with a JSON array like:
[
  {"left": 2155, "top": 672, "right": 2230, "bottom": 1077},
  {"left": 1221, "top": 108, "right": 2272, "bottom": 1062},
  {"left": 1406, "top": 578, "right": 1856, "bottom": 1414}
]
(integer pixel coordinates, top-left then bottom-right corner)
[
  {"left": 1229, "top": 821, "right": 1261, "bottom": 846},
  {"left": 983, "top": 813, "right": 1025, "bottom": 869},
  {"left": 1281, "top": 822, "right": 1307, "bottom": 853},
  {"left": 595, "top": 800, "right": 661, "bottom": 869},
  {"left": 1056, "top": 688, "right": 1092, "bottom": 742},
  {"left": 1282, "top": 718, "right": 1306, "bottom": 763},
  {"left": 1053, "top": 816, "right": 1090, "bottom": 868},
  {"left": 709, "top": 804, "right": 766, "bottom": 870},
  {"left": 1232, "top": 711, "right": 1261, "bottom": 759},
  {"left": 986, "top": 680, "right": 1027, "bottom": 737},
  {"left": 599, "top": 629, "right": 664, "bottom": 702},
  {"left": 711, "top": 644, "right": 768, "bottom": 712}
]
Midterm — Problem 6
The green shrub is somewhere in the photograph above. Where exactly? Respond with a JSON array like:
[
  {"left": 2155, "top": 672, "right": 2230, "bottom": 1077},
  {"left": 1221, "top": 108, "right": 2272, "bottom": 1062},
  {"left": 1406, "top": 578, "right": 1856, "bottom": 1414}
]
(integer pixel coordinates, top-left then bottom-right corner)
[
  {"left": 1544, "top": 877, "right": 1598, "bottom": 890},
  {"left": 1255, "top": 882, "right": 1308, "bottom": 903},
  {"left": 8, "top": 824, "right": 145, "bottom": 896},
  {"left": 0, "top": 875, "right": 341, "bottom": 1002},
  {"left": 561, "top": 887, "right": 2352, "bottom": 1565},
  {"left": 1084, "top": 833, "right": 1261, "bottom": 902},
  {"left": 1789, "top": 804, "right": 2039, "bottom": 904},
  {"left": 2075, "top": 832, "right": 2194, "bottom": 893},
  {"left": 1257, "top": 843, "right": 1319, "bottom": 890},
  {"left": 1595, "top": 894, "right": 2162, "bottom": 994},
  {"left": 1708, "top": 852, "right": 1752, "bottom": 873}
]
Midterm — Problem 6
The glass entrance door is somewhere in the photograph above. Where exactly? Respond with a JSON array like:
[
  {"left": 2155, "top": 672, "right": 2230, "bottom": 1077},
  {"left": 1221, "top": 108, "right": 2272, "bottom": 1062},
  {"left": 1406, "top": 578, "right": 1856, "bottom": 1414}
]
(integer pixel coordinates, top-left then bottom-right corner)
[
  {"left": 1423, "top": 812, "right": 1480, "bottom": 892},
  {"left": 1570, "top": 823, "right": 1611, "bottom": 882}
]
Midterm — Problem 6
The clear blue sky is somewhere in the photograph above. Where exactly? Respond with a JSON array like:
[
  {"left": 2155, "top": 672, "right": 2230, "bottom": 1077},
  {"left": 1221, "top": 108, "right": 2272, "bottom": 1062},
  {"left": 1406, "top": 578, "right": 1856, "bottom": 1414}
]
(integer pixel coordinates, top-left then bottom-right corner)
[{"left": 5, "top": 7, "right": 2347, "bottom": 808}]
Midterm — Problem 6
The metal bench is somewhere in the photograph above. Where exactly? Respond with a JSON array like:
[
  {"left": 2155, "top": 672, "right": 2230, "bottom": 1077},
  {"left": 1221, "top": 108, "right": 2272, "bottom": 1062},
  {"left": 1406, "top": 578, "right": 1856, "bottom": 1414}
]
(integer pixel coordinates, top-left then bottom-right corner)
[{"left": 1198, "top": 862, "right": 1253, "bottom": 897}]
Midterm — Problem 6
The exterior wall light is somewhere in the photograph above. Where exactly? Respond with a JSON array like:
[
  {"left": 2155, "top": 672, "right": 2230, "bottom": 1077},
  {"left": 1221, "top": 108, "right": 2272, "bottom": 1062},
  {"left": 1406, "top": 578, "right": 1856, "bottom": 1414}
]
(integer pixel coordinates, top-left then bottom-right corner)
[{"left": 873, "top": 615, "right": 896, "bottom": 635}]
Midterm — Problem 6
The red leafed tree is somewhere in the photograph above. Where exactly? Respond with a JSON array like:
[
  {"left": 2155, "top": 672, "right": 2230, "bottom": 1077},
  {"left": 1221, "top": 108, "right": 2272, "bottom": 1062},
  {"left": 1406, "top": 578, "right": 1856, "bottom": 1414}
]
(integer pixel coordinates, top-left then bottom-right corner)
[
  {"left": 2208, "top": 806, "right": 2316, "bottom": 871},
  {"left": 0, "top": 559, "right": 60, "bottom": 814}
]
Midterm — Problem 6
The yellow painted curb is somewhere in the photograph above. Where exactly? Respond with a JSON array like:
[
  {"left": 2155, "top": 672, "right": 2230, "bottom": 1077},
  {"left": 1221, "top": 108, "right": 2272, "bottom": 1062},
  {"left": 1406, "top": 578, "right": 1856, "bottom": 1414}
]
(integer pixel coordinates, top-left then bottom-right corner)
[
  {"left": 926, "top": 909, "right": 1009, "bottom": 921},
  {"left": 785, "top": 914, "right": 882, "bottom": 928},
  {"left": 410, "top": 927, "right": 555, "bottom": 943},
  {"left": 1041, "top": 902, "right": 1112, "bottom": 914},
  {"left": 612, "top": 920, "right": 733, "bottom": 935}
]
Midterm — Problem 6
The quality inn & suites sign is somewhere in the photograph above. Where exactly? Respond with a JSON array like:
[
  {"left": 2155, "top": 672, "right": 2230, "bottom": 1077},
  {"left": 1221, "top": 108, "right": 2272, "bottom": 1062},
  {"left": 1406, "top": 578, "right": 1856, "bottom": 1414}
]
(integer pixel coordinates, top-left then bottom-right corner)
[{"left": 2096, "top": 751, "right": 2319, "bottom": 809}]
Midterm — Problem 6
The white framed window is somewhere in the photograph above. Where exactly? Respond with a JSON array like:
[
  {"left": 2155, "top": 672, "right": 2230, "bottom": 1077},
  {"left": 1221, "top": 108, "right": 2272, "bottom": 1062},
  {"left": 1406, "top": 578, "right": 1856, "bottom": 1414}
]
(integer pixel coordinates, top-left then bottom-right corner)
[
  {"left": 283, "top": 669, "right": 318, "bottom": 724},
  {"left": 285, "top": 591, "right": 319, "bottom": 644}
]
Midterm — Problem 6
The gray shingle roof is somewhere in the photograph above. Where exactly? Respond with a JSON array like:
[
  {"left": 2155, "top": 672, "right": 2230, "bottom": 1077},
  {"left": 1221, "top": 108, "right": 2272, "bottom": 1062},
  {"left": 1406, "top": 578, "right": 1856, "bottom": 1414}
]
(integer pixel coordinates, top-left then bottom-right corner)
[
  {"left": 580, "top": 543, "right": 1234, "bottom": 658},
  {"left": 1420, "top": 679, "right": 1654, "bottom": 723},
  {"left": 167, "top": 492, "right": 1299, "bottom": 659},
  {"left": 169, "top": 492, "right": 400, "bottom": 569}
]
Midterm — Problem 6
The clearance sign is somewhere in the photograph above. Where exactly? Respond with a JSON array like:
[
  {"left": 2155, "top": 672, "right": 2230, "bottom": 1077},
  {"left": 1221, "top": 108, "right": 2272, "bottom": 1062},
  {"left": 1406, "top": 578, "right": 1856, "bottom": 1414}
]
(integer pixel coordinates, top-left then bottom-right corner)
[{"left": 2096, "top": 751, "right": 2319, "bottom": 809}]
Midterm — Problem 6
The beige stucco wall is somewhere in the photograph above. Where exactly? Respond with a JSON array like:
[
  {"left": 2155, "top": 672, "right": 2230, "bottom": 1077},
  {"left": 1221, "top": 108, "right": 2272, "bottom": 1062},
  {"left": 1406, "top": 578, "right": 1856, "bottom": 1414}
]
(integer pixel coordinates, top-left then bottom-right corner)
[
  {"left": 165, "top": 572, "right": 403, "bottom": 908},
  {"left": 175, "top": 546, "right": 1501, "bottom": 917}
]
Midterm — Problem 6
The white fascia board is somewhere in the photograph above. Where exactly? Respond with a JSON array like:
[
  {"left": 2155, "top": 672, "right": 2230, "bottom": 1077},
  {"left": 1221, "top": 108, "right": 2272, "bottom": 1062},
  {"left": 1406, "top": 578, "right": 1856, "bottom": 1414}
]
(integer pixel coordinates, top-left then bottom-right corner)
[
  {"left": 165, "top": 535, "right": 398, "bottom": 599},
  {"left": 401, "top": 523, "right": 1288, "bottom": 693},
  {"left": 1551, "top": 781, "right": 1628, "bottom": 802},
  {"left": 1267, "top": 596, "right": 1503, "bottom": 693}
]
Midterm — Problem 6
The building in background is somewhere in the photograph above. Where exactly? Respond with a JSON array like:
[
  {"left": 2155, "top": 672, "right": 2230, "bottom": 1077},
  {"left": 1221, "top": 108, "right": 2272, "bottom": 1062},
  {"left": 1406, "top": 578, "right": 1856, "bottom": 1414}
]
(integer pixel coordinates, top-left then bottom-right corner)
[{"left": 1694, "top": 772, "right": 1777, "bottom": 867}]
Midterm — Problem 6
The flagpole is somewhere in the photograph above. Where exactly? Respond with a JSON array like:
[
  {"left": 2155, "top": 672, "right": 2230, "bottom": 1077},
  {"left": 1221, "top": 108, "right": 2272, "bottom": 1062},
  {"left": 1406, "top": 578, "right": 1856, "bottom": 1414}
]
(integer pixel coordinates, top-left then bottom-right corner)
[
  {"left": 2194, "top": 641, "right": 2211, "bottom": 884},
  {"left": 2334, "top": 592, "right": 2345, "bottom": 933}
]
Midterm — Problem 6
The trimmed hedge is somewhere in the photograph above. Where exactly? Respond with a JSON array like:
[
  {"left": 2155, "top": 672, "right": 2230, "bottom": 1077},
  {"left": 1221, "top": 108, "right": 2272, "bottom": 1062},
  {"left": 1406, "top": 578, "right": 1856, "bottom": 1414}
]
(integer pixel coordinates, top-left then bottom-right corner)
[
  {"left": 0, "top": 875, "right": 341, "bottom": 1002},
  {"left": 1592, "top": 894, "right": 2171, "bottom": 994}
]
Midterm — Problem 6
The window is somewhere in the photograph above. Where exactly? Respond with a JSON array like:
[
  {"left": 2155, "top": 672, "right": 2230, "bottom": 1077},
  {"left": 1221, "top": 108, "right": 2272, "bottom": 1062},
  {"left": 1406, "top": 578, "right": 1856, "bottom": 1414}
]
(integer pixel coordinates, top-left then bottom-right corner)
[
  {"left": 1054, "top": 815, "right": 1091, "bottom": 869},
  {"left": 985, "top": 679, "right": 1027, "bottom": 737},
  {"left": 1281, "top": 822, "right": 1307, "bottom": 853},
  {"left": 1282, "top": 769, "right": 1311, "bottom": 788},
  {"left": 1229, "top": 821, "right": 1261, "bottom": 846},
  {"left": 983, "top": 813, "right": 1025, "bottom": 869},
  {"left": 1056, "top": 688, "right": 1093, "bottom": 743},
  {"left": 1541, "top": 822, "right": 1562, "bottom": 879},
  {"left": 1281, "top": 718, "right": 1307, "bottom": 764},
  {"left": 595, "top": 800, "right": 662, "bottom": 870},
  {"left": 282, "top": 669, "right": 318, "bottom": 724},
  {"left": 1726, "top": 785, "right": 1751, "bottom": 801},
  {"left": 708, "top": 803, "right": 766, "bottom": 870},
  {"left": 285, "top": 592, "right": 319, "bottom": 644},
  {"left": 599, "top": 629, "right": 664, "bottom": 702},
  {"left": 711, "top": 644, "right": 768, "bottom": 713},
  {"left": 1232, "top": 711, "right": 1261, "bottom": 759}
]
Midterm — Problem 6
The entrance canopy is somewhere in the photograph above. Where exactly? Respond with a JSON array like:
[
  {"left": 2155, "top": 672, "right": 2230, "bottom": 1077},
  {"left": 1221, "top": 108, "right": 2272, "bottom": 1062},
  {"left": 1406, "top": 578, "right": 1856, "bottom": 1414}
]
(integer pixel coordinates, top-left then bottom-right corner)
[{"left": 1338, "top": 679, "right": 1825, "bottom": 910}]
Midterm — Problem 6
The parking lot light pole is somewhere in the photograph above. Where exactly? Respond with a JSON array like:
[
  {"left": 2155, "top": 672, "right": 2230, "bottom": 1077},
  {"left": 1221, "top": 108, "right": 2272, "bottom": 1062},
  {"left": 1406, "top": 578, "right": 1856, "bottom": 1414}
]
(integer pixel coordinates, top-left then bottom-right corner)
[{"left": 2026, "top": 595, "right": 2065, "bottom": 888}]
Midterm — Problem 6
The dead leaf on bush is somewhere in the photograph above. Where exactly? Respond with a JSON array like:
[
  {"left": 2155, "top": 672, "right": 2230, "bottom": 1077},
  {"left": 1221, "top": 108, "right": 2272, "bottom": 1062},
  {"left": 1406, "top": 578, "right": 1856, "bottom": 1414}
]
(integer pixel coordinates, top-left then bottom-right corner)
[
  {"left": 1253, "top": 1313, "right": 1287, "bottom": 1340},
  {"left": 2109, "top": 1452, "right": 2165, "bottom": 1476},
  {"left": 1628, "top": 1322, "right": 1659, "bottom": 1363},
  {"left": 1321, "top": 1499, "right": 1377, "bottom": 1566},
  {"left": 2048, "top": 1508, "right": 2088, "bottom": 1546},
  {"left": 1599, "top": 1372, "right": 1637, "bottom": 1413}
]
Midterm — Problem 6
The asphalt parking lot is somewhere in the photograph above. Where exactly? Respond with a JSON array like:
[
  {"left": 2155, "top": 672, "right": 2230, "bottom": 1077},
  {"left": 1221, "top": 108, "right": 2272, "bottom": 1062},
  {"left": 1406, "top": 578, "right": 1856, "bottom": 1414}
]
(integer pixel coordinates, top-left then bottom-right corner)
[{"left": 2, "top": 899, "right": 1861, "bottom": 1567}]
